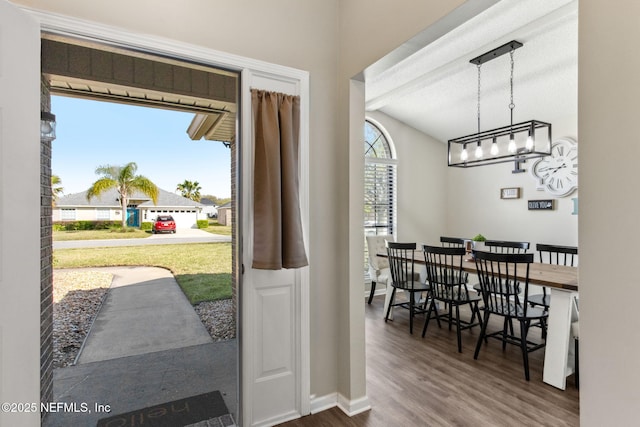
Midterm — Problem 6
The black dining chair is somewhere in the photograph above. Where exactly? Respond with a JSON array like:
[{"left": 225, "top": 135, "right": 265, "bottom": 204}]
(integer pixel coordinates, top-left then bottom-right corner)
[
  {"left": 484, "top": 240, "right": 530, "bottom": 253},
  {"left": 528, "top": 243, "right": 578, "bottom": 309},
  {"left": 385, "top": 241, "right": 430, "bottom": 334},
  {"left": 473, "top": 240, "right": 530, "bottom": 296},
  {"left": 440, "top": 236, "right": 466, "bottom": 248},
  {"left": 422, "top": 245, "right": 483, "bottom": 352},
  {"left": 473, "top": 250, "right": 548, "bottom": 381}
]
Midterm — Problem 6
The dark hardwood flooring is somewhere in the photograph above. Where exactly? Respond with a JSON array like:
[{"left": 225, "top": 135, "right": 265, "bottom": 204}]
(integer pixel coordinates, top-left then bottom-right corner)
[{"left": 279, "top": 295, "right": 579, "bottom": 426}]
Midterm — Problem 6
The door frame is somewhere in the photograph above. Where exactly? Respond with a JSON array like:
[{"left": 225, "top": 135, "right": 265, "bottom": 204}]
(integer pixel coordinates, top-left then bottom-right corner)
[{"left": 22, "top": 6, "right": 310, "bottom": 425}]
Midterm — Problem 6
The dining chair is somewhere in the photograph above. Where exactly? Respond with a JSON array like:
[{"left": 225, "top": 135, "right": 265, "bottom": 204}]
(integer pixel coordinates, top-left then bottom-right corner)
[
  {"left": 473, "top": 250, "right": 548, "bottom": 381},
  {"left": 440, "top": 236, "right": 466, "bottom": 248},
  {"left": 484, "top": 240, "right": 530, "bottom": 253},
  {"left": 365, "top": 235, "right": 393, "bottom": 305},
  {"left": 528, "top": 243, "right": 578, "bottom": 309},
  {"left": 385, "top": 241, "right": 430, "bottom": 334},
  {"left": 422, "top": 245, "right": 483, "bottom": 352},
  {"left": 473, "top": 240, "right": 530, "bottom": 295}
]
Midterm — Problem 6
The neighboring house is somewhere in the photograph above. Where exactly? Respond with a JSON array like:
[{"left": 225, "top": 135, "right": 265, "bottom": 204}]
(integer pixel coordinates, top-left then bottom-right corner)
[
  {"left": 53, "top": 187, "right": 205, "bottom": 229},
  {"left": 199, "top": 197, "right": 218, "bottom": 218},
  {"left": 216, "top": 201, "right": 232, "bottom": 225}
]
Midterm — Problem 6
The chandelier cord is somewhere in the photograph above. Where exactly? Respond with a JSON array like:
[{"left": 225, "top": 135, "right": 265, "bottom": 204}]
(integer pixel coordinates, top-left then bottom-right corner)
[
  {"left": 477, "top": 63, "right": 482, "bottom": 136},
  {"left": 509, "top": 49, "right": 515, "bottom": 127}
]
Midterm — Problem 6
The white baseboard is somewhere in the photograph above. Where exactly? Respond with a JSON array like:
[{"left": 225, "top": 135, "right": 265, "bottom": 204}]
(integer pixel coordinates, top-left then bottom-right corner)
[
  {"left": 310, "top": 392, "right": 371, "bottom": 417},
  {"left": 310, "top": 392, "right": 338, "bottom": 414},
  {"left": 337, "top": 393, "right": 371, "bottom": 416}
]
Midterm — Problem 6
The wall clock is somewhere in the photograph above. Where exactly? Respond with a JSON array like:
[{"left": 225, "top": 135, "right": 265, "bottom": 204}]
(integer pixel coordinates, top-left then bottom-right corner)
[{"left": 530, "top": 137, "right": 578, "bottom": 197}]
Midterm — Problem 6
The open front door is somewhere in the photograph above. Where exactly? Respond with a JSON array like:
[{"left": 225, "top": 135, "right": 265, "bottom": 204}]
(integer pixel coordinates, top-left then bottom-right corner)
[
  {"left": 240, "top": 69, "right": 310, "bottom": 426},
  {"left": 0, "top": 1, "right": 42, "bottom": 426}
]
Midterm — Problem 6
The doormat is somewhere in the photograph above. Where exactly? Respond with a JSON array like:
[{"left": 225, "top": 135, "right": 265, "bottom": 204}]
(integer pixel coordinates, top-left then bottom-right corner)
[{"left": 97, "top": 390, "right": 229, "bottom": 427}]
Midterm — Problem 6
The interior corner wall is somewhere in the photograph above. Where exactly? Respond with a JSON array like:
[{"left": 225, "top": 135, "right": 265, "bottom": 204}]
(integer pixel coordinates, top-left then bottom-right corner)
[
  {"left": 366, "top": 111, "right": 447, "bottom": 245},
  {"left": 337, "top": 0, "right": 464, "bottom": 406},
  {"left": 579, "top": 1, "right": 640, "bottom": 425}
]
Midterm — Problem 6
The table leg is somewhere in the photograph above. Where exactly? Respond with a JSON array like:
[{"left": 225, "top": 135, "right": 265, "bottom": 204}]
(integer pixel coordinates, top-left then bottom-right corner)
[{"left": 543, "top": 289, "right": 578, "bottom": 389}]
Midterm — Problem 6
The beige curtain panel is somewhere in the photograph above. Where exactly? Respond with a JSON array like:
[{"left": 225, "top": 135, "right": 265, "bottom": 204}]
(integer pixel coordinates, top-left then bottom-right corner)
[{"left": 251, "top": 89, "right": 308, "bottom": 270}]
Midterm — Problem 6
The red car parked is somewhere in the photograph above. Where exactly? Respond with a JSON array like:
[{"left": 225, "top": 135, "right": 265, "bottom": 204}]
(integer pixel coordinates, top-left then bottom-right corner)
[{"left": 152, "top": 215, "right": 176, "bottom": 234}]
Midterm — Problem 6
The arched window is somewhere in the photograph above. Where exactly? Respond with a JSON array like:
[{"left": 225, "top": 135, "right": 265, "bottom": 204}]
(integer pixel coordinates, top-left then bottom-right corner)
[{"left": 364, "top": 119, "right": 397, "bottom": 275}]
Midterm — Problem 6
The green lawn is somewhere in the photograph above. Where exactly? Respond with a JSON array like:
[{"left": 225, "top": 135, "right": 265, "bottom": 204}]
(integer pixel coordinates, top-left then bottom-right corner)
[
  {"left": 203, "top": 219, "right": 231, "bottom": 236},
  {"left": 54, "top": 242, "right": 232, "bottom": 304},
  {"left": 54, "top": 228, "right": 150, "bottom": 241}
]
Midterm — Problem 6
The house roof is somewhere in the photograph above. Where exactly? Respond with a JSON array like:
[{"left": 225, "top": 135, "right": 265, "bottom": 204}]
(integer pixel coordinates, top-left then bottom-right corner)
[
  {"left": 199, "top": 198, "right": 217, "bottom": 206},
  {"left": 56, "top": 187, "right": 204, "bottom": 208}
]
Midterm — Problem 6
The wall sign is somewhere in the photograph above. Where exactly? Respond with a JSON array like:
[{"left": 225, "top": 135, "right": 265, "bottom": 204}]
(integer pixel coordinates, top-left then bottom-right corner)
[
  {"left": 528, "top": 199, "right": 554, "bottom": 210},
  {"left": 500, "top": 187, "right": 521, "bottom": 199}
]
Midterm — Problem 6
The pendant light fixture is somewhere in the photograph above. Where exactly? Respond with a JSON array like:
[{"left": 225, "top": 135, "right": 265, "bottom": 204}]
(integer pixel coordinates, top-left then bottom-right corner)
[{"left": 447, "top": 40, "right": 551, "bottom": 172}]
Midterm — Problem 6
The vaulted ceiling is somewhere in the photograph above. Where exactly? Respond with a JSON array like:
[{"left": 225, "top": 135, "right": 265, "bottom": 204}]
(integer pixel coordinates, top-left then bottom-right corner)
[{"left": 365, "top": 0, "right": 578, "bottom": 144}]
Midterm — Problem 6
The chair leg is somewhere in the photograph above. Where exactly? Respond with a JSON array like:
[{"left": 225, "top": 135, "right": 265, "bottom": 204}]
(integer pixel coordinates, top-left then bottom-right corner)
[
  {"left": 385, "top": 288, "right": 396, "bottom": 322},
  {"left": 422, "top": 298, "right": 436, "bottom": 337},
  {"left": 520, "top": 320, "right": 531, "bottom": 381},
  {"left": 367, "top": 280, "right": 377, "bottom": 304},
  {"left": 455, "top": 304, "right": 462, "bottom": 353},
  {"left": 574, "top": 337, "right": 580, "bottom": 389},
  {"left": 474, "top": 311, "right": 491, "bottom": 360},
  {"left": 409, "top": 291, "right": 415, "bottom": 334},
  {"left": 502, "top": 318, "right": 509, "bottom": 351}
]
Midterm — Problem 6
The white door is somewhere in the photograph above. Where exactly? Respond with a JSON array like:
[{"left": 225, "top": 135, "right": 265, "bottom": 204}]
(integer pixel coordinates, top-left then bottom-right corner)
[
  {"left": 0, "top": 1, "right": 42, "bottom": 426},
  {"left": 241, "top": 69, "right": 310, "bottom": 426}
]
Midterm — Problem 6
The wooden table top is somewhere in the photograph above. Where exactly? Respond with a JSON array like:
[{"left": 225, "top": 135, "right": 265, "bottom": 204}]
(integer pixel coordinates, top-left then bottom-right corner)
[{"left": 378, "top": 251, "right": 578, "bottom": 292}]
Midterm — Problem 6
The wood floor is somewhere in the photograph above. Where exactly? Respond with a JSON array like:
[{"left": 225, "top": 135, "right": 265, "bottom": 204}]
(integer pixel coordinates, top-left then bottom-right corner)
[{"left": 279, "top": 295, "right": 579, "bottom": 426}]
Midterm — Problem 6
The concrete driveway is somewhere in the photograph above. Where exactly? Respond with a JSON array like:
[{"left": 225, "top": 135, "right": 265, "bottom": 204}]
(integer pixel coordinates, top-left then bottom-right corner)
[{"left": 53, "top": 228, "right": 230, "bottom": 249}]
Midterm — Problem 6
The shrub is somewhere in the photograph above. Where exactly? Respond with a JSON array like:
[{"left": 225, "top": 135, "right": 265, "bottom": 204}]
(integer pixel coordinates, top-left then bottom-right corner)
[
  {"left": 140, "top": 222, "right": 153, "bottom": 231},
  {"left": 53, "top": 220, "right": 121, "bottom": 231},
  {"left": 197, "top": 219, "right": 209, "bottom": 229}
]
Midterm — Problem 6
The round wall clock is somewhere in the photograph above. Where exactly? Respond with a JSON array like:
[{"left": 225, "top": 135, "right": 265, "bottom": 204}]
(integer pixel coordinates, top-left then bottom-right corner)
[{"left": 530, "top": 137, "right": 578, "bottom": 197}]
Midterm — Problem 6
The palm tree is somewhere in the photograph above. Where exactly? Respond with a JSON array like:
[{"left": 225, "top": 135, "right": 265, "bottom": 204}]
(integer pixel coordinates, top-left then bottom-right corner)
[
  {"left": 51, "top": 174, "right": 64, "bottom": 206},
  {"left": 87, "top": 162, "right": 158, "bottom": 228},
  {"left": 176, "top": 179, "right": 202, "bottom": 202}
]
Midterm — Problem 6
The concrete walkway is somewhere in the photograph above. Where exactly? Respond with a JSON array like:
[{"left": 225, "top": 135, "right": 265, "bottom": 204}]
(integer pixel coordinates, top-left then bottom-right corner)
[
  {"left": 44, "top": 266, "right": 237, "bottom": 427},
  {"left": 77, "top": 266, "right": 213, "bottom": 363}
]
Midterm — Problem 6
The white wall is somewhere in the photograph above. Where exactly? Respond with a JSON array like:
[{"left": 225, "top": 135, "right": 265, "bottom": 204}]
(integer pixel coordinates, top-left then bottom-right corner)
[{"left": 579, "top": 1, "right": 640, "bottom": 425}]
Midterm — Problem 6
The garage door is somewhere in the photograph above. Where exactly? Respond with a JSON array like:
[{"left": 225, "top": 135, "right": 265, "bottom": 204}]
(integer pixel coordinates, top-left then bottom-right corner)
[{"left": 149, "top": 209, "right": 200, "bottom": 229}]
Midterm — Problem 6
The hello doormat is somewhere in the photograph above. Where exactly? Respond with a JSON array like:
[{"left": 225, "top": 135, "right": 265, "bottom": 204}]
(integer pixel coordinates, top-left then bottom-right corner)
[{"left": 97, "top": 390, "right": 229, "bottom": 427}]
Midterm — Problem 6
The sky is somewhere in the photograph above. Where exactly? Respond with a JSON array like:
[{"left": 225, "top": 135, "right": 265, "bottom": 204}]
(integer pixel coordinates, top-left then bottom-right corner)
[{"left": 51, "top": 95, "right": 231, "bottom": 198}]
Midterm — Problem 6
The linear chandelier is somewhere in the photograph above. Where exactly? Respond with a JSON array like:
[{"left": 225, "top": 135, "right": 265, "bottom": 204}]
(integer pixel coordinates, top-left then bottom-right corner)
[{"left": 448, "top": 40, "right": 551, "bottom": 172}]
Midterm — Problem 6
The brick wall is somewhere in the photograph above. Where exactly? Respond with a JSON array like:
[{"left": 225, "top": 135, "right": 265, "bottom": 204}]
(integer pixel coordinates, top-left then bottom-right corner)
[{"left": 40, "top": 75, "right": 54, "bottom": 409}]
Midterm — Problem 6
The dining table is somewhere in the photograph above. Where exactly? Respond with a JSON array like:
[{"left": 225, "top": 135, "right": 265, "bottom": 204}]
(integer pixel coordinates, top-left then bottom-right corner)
[{"left": 378, "top": 249, "right": 578, "bottom": 390}]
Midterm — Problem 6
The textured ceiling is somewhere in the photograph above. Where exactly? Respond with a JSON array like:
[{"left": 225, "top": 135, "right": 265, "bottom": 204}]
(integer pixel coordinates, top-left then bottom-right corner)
[{"left": 365, "top": 0, "right": 578, "bottom": 144}]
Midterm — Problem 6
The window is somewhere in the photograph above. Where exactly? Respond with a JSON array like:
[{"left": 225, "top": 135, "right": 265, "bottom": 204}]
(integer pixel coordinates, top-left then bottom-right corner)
[
  {"left": 364, "top": 119, "right": 396, "bottom": 277},
  {"left": 61, "top": 208, "right": 76, "bottom": 221}
]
